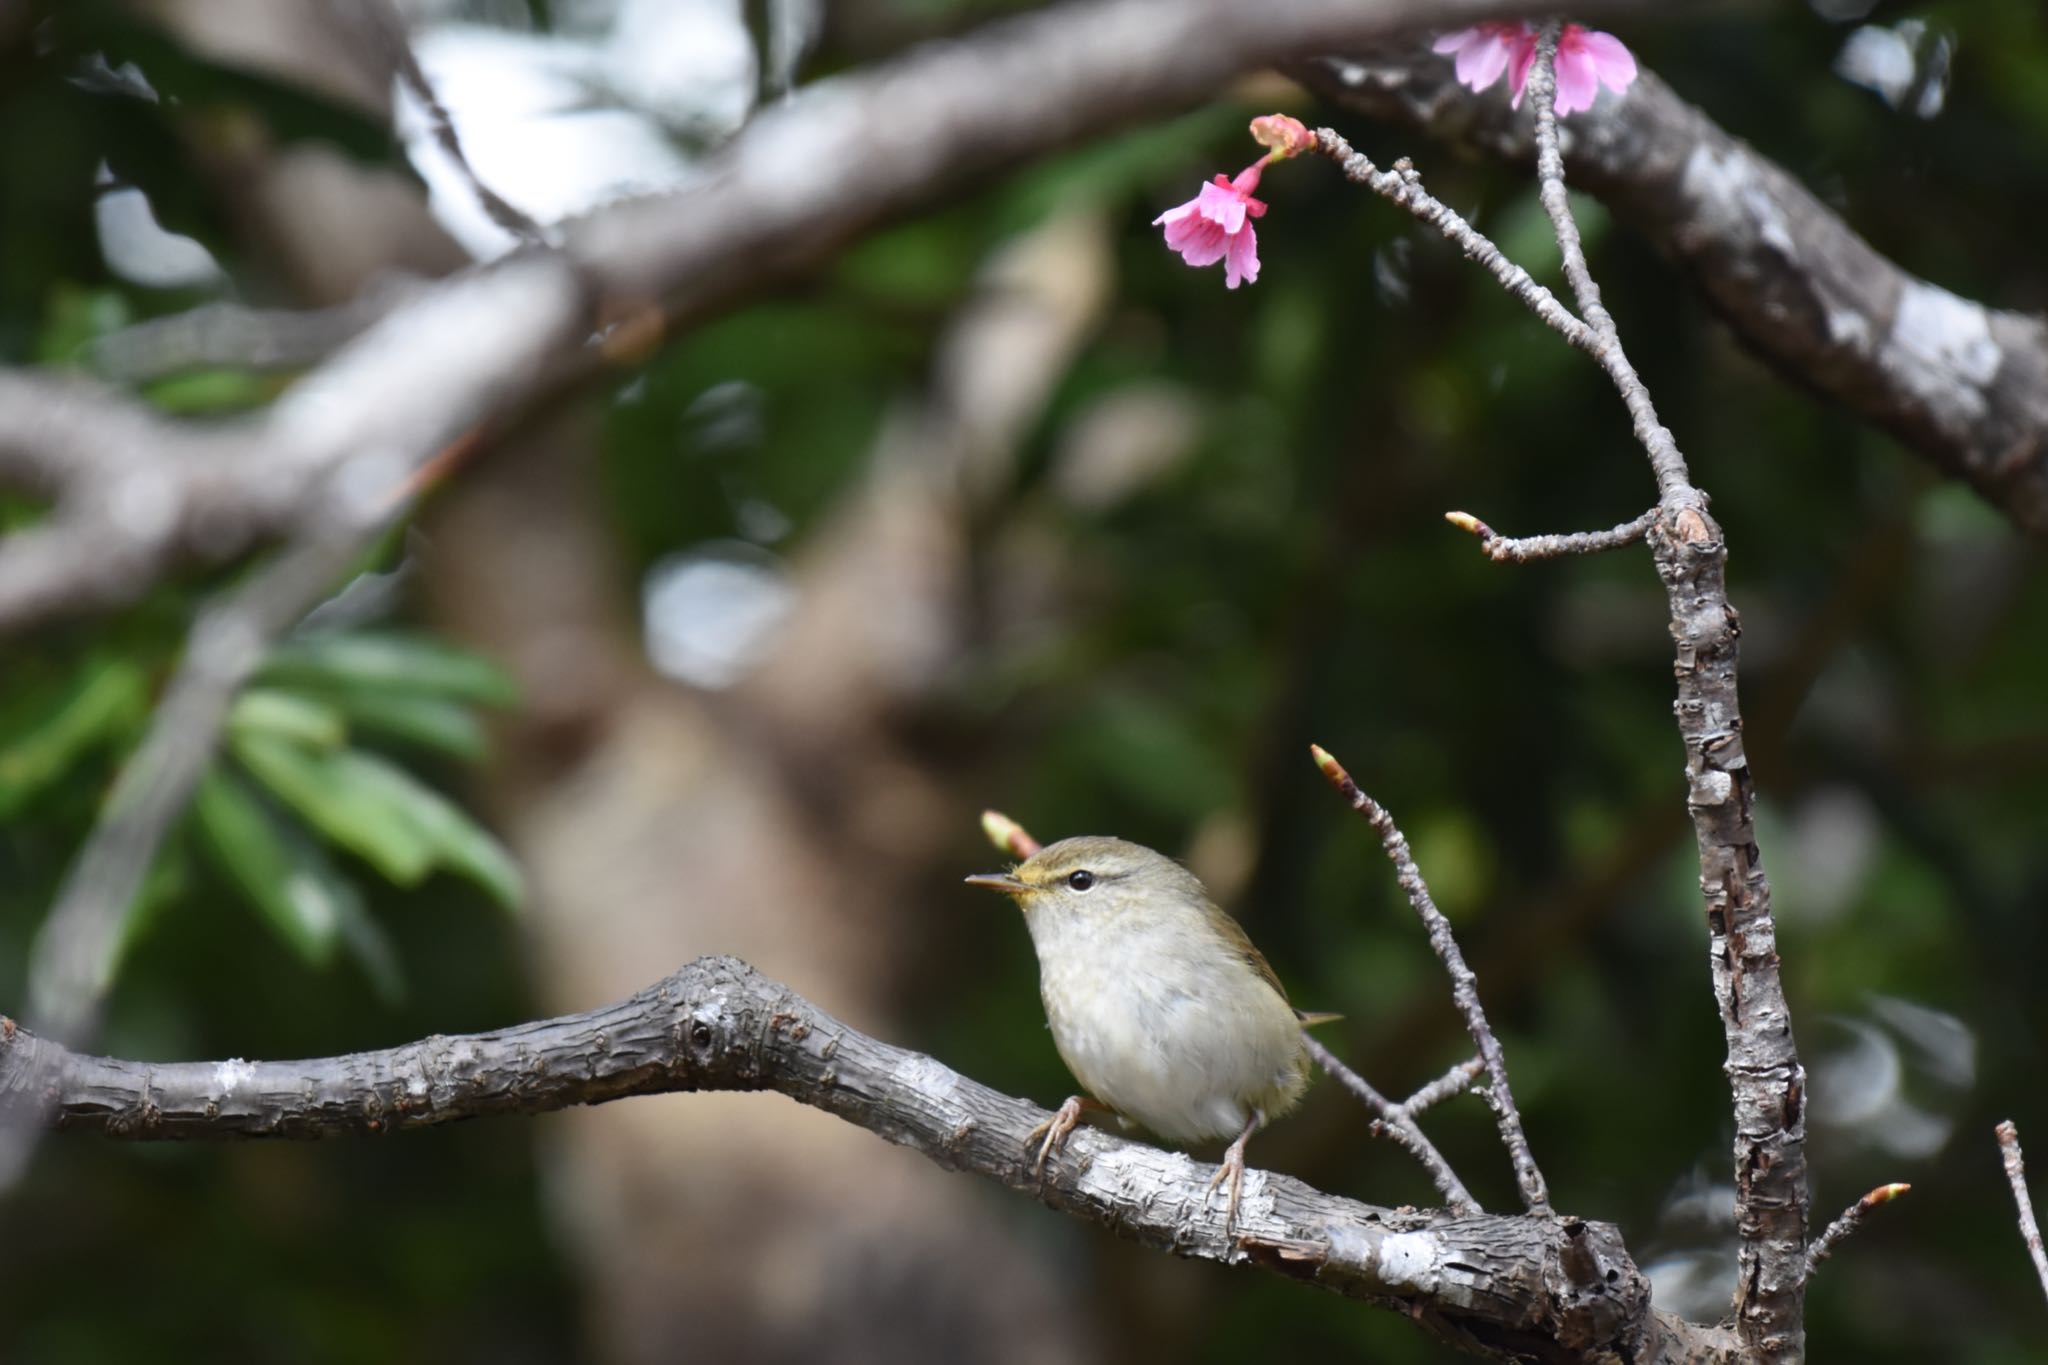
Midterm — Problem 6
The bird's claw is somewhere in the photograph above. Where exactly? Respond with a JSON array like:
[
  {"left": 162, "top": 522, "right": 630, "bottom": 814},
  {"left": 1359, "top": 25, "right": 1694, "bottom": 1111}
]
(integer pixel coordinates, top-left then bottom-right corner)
[
  {"left": 1205, "top": 1115, "right": 1260, "bottom": 1234},
  {"left": 1026, "top": 1095, "right": 1091, "bottom": 1180},
  {"left": 1205, "top": 1145, "right": 1247, "bottom": 1233}
]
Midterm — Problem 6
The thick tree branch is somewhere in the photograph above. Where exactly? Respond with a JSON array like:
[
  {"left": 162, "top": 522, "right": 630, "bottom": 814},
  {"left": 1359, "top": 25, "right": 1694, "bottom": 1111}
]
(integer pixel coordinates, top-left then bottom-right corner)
[
  {"left": 0, "top": 0, "right": 1683, "bottom": 633},
  {"left": 1292, "top": 46, "right": 2048, "bottom": 538},
  {"left": 1522, "top": 32, "right": 1808, "bottom": 1358},
  {"left": 0, "top": 261, "right": 580, "bottom": 632},
  {"left": 0, "top": 954, "right": 1735, "bottom": 1364}
]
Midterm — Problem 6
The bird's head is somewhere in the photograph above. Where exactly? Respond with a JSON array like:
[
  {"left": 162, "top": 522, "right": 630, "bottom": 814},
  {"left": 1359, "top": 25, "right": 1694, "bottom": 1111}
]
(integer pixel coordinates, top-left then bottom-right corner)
[{"left": 964, "top": 834, "right": 1205, "bottom": 920}]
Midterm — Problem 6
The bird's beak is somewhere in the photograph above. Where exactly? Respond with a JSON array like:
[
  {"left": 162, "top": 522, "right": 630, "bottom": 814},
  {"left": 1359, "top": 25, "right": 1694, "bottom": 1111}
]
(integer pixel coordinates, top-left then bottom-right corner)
[{"left": 964, "top": 872, "right": 1030, "bottom": 897}]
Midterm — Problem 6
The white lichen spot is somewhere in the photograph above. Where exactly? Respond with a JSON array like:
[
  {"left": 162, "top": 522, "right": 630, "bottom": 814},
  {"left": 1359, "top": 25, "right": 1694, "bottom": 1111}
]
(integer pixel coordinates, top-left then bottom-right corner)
[
  {"left": 1679, "top": 143, "right": 1795, "bottom": 259},
  {"left": 890, "top": 1052, "right": 962, "bottom": 1109},
  {"left": 1692, "top": 770, "right": 1735, "bottom": 806},
  {"left": 1825, "top": 308, "right": 1873, "bottom": 350},
  {"left": 1375, "top": 1230, "right": 1443, "bottom": 1293},
  {"left": 1073, "top": 1142, "right": 1179, "bottom": 1203},
  {"left": 1890, "top": 280, "right": 2001, "bottom": 420},
  {"left": 213, "top": 1058, "right": 257, "bottom": 1094},
  {"left": 406, "top": 1070, "right": 430, "bottom": 1098}
]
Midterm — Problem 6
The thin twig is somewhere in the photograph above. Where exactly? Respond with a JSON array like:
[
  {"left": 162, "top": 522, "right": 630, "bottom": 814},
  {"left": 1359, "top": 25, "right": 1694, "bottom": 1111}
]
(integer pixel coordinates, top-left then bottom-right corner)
[
  {"left": 1310, "top": 132, "right": 1595, "bottom": 353},
  {"left": 376, "top": 5, "right": 546, "bottom": 248},
  {"left": 1395, "top": 1054, "right": 1484, "bottom": 1120},
  {"left": 1526, "top": 21, "right": 1688, "bottom": 499},
  {"left": 1444, "top": 508, "right": 1655, "bottom": 562},
  {"left": 1301, "top": 1034, "right": 1479, "bottom": 1214},
  {"left": 1803, "top": 1182, "right": 1909, "bottom": 1280},
  {"left": 1998, "top": 1121, "right": 2048, "bottom": 1306},
  {"left": 1309, "top": 743, "right": 1550, "bottom": 1214},
  {"left": 1292, "top": 47, "right": 2048, "bottom": 541}
]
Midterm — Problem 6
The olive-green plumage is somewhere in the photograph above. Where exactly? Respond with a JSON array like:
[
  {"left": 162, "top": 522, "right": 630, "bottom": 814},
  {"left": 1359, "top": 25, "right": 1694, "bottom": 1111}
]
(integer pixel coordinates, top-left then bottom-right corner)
[{"left": 967, "top": 835, "right": 1321, "bottom": 1222}]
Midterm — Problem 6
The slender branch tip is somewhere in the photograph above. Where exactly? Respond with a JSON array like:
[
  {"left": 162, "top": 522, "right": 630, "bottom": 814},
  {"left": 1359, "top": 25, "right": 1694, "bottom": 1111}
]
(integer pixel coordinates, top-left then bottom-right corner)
[{"left": 1444, "top": 510, "right": 1490, "bottom": 538}]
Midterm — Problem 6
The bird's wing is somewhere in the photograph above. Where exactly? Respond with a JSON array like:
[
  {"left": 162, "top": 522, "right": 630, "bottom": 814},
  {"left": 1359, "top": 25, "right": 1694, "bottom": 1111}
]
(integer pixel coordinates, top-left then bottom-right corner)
[{"left": 1205, "top": 901, "right": 1294, "bottom": 1005}]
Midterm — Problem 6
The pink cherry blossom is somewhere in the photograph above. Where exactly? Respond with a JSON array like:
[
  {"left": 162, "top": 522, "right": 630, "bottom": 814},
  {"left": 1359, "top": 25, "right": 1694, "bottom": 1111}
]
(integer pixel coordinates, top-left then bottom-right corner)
[
  {"left": 1433, "top": 22, "right": 1636, "bottom": 116},
  {"left": 1152, "top": 162, "right": 1266, "bottom": 290},
  {"left": 1432, "top": 21, "right": 1530, "bottom": 96}
]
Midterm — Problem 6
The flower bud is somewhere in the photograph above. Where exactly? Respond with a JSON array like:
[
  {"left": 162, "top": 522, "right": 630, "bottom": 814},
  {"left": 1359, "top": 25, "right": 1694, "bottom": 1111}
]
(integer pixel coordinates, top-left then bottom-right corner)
[{"left": 1249, "top": 113, "right": 1315, "bottom": 159}]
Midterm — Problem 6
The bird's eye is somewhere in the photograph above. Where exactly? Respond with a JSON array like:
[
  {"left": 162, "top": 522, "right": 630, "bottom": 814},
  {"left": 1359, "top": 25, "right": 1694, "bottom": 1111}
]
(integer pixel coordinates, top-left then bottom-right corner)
[{"left": 1067, "top": 870, "right": 1096, "bottom": 892}]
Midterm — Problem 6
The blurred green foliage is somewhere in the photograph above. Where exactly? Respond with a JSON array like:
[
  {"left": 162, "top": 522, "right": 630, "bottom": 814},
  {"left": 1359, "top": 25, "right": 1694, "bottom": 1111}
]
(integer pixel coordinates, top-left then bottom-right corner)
[{"left": 4, "top": 1, "right": 2048, "bottom": 1362}]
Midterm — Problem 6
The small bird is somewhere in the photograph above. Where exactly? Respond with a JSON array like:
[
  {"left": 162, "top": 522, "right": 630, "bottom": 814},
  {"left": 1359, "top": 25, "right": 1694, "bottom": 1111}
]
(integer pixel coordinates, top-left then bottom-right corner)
[{"left": 966, "top": 834, "right": 1332, "bottom": 1228}]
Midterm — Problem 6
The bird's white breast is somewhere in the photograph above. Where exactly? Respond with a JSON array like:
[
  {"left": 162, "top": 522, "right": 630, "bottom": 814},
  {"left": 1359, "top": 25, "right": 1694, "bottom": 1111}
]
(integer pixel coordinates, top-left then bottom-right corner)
[{"left": 1025, "top": 905, "right": 1304, "bottom": 1144}]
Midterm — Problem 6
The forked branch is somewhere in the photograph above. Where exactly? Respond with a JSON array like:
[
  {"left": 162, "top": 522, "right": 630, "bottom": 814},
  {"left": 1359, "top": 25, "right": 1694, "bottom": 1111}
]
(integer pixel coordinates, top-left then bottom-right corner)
[{"left": 1310, "top": 744, "right": 1549, "bottom": 1215}]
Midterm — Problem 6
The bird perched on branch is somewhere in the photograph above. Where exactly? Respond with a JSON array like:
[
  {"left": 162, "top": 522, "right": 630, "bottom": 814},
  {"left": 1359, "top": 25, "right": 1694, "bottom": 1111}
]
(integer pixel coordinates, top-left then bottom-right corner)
[{"left": 966, "top": 834, "right": 1334, "bottom": 1229}]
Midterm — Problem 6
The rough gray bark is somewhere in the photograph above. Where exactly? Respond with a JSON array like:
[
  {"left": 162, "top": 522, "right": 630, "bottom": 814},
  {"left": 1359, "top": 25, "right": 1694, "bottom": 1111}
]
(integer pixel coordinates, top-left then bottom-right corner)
[
  {"left": 0, "top": 955, "right": 1737, "bottom": 1364},
  {"left": 1292, "top": 50, "right": 2048, "bottom": 539},
  {"left": 1652, "top": 498, "right": 1808, "bottom": 1357}
]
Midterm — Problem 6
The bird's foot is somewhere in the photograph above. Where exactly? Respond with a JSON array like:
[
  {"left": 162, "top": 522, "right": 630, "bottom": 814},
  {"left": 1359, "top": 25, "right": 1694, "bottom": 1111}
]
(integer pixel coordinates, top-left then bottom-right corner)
[
  {"left": 1026, "top": 1095, "right": 1101, "bottom": 1180},
  {"left": 1204, "top": 1111, "right": 1263, "bottom": 1233}
]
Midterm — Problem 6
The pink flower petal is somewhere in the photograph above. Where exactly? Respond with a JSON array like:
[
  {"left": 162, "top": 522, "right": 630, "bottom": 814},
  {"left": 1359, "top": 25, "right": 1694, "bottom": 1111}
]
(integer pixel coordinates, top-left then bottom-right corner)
[
  {"left": 1151, "top": 198, "right": 1199, "bottom": 228},
  {"left": 1554, "top": 45, "right": 1598, "bottom": 115},
  {"left": 1578, "top": 30, "right": 1638, "bottom": 93},
  {"left": 1456, "top": 34, "right": 1512, "bottom": 92},
  {"left": 1432, "top": 28, "right": 1477, "bottom": 55},
  {"left": 1173, "top": 216, "right": 1231, "bottom": 267},
  {"left": 1507, "top": 38, "right": 1538, "bottom": 107},
  {"left": 1196, "top": 180, "right": 1247, "bottom": 234},
  {"left": 1223, "top": 221, "right": 1259, "bottom": 290}
]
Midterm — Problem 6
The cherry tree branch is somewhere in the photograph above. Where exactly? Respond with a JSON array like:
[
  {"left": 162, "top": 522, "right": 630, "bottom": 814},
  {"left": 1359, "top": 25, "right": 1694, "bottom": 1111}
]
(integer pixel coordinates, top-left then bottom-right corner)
[
  {"left": 1444, "top": 508, "right": 1656, "bottom": 562},
  {"left": 1310, "top": 745, "right": 1550, "bottom": 1217},
  {"left": 0, "top": 954, "right": 1737, "bottom": 1364},
  {"left": 1997, "top": 1121, "right": 2048, "bottom": 1308},
  {"left": 1291, "top": 45, "right": 2048, "bottom": 537},
  {"left": 1397, "top": 1055, "right": 1486, "bottom": 1119},
  {"left": 1524, "top": 27, "right": 1808, "bottom": 1357},
  {"left": 1802, "top": 1182, "right": 1908, "bottom": 1281},
  {"left": 1300, "top": 1033, "right": 1479, "bottom": 1215},
  {"left": 1306, "top": 26, "right": 1812, "bottom": 1356}
]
